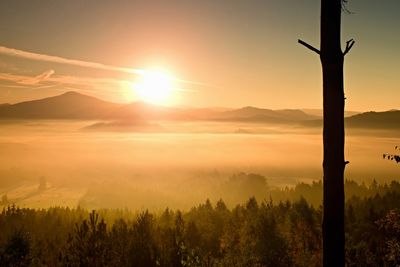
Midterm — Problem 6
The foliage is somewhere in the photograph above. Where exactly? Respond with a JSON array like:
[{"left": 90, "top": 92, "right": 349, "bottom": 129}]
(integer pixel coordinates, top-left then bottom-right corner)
[
  {"left": 376, "top": 209, "right": 400, "bottom": 266},
  {"left": 1, "top": 180, "right": 400, "bottom": 266},
  {"left": 0, "top": 228, "right": 31, "bottom": 267}
]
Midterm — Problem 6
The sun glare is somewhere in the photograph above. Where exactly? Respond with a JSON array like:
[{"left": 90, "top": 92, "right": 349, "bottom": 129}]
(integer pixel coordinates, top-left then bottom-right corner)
[{"left": 133, "top": 69, "right": 175, "bottom": 105}]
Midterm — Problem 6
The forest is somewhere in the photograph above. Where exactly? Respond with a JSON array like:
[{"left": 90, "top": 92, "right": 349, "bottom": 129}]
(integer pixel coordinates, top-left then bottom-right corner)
[{"left": 1, "top": 179, "right": 400, "bottom": 267}]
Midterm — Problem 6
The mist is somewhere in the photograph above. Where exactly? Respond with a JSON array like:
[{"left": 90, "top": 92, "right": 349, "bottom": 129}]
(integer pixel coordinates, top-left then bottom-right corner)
[{"left": 0, "top": 120, "right": 398, "bottom": 210}]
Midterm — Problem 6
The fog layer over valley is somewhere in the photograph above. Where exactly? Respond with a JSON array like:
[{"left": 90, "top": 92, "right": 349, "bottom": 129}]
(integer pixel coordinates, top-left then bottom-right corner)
[{"left": 0, "top": 120, "right": 398, "bottom": 210}]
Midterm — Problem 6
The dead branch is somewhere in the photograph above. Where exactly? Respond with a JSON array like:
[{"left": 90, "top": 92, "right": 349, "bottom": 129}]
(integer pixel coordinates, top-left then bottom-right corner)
[
  {"left": 298, "top": 39, "right": 320, "bottom": 55},
  {"left": 343, "top": 39, "right": 355, "bottom": 55}
]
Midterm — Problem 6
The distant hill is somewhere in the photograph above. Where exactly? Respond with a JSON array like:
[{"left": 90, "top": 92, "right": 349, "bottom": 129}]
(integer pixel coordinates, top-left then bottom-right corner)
[
  {"left": 0, "top": 92, "right": 121, "bottom": 119},
  {"left": 0, "top": 92, "right": 183, "bottom": 120},
  {"left": 83, "top": 120, "right": 165, "bottom": 132},
  {"left": 213, "top": 106, "right": 319, "bottom": 123},
  {"left": 0, "top": 92, "right": 397, "bottom": 129},
  {"left": 346, "top": 110, "right": 400, "bottom": 129},
  {"left": 302, "top": 108, "right": 359, "bottom": 118},
  {"left": 0, "top": 92, "right": 319, "bottom": 123},
  {"left": 302, "top": 110, "right": 400, "bottom": 129}
]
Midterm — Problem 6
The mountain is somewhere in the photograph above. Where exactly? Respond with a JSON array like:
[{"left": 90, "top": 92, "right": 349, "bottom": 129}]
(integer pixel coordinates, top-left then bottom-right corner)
[
  {"left": 302, "top": 108, "right": 359, "bottom": 118},
  {"left": 0, "top": 92, "right": 179, "bottom": 120},
  {"left": 0, "top": 92, "right": 121, "bottom": 119},
  {"left": 346, "top": 110, "right": 400, "bottom": 129},
  {"left": 0, "top": 92, "right": 319, "bottom": 122},
  {"left": 83, "top": 120, "right": 165, "bottom": 132},
  {"left": 212, "top": 106, "right": 319, "bottom": 123},
  {"left": 302, "top": 110, "right": 400, "bottom": 129},
  {"left": 0, "top": 92, "right": 397, "bottom": 129}
]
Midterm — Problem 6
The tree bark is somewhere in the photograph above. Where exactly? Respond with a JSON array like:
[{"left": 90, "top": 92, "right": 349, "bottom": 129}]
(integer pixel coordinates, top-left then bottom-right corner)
[{"left": 320, "top": 1, "right": 346, "bottom": 267}]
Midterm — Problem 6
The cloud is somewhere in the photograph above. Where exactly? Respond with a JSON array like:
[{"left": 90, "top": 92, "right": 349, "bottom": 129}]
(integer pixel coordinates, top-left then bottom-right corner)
[
  {"left": 0, "top": 45, "right": 144, "bottom": 75},
  {"left": 0, "top": 69, "right": 55, "bottom": 85},
  {"left": 0, "top": 69, "right": 134, "bottom": 94},
  {"left": 0, "top": 44, "right": 211, "bottom": 92},
  {"left": 19, "top": 69, "right": 55, "bottom": 85},
  {"left": 0, "top": 45, "right": 213, "bottom": 87}
]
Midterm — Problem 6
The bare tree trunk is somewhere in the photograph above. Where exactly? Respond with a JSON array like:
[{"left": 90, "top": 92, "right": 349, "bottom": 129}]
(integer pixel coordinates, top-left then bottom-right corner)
[
  {"left": 299, "top": 1, "right": 354, "bottom": 266},
  {"left": 320, "top": 1, "right": 346, "bottom": 267}
]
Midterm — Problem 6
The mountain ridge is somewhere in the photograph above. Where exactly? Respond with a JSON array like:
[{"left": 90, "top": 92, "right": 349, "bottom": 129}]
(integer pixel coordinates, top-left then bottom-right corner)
[{"left": 0, "top": 92, "right": 397, "bottom": 128}]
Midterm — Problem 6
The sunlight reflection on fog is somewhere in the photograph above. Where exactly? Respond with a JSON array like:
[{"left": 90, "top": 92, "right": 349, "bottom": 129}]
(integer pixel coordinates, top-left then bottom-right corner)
[{"left": 0, "top": 120, "right": 398, "bottom": 209}]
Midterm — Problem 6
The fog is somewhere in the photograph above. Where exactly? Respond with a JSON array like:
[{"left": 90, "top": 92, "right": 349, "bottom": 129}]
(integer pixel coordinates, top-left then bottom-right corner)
[{"left": 0, "top": 120, "right": 398, "bottom": 210}]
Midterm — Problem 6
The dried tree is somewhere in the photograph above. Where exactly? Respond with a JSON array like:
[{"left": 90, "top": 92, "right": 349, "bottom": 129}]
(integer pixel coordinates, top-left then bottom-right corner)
[{"left": 298, "top": 1, "right": 354, "bottom": 266}]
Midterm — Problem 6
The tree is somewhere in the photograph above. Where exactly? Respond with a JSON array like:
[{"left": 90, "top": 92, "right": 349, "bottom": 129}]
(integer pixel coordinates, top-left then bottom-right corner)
[
  {"left": 0, "top": 229, "right": 31, "bottom": 267},
  {"left": 376, "top": 209, "right": 400, "bottom": 266},
  {"left": 298, "top": 1, "right": 354, "bottom": 266},
  {"left": 63, "top": 210, "right": 110, "bottom": 266},
  {"left": 129, "top": 211, "right": 158, "bottom": 267}
]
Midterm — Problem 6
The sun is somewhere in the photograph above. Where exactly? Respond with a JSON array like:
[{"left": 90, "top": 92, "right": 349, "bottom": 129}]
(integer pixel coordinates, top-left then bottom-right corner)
[{"left": 133, "top": 69, "right": 175, "bottom": 105}]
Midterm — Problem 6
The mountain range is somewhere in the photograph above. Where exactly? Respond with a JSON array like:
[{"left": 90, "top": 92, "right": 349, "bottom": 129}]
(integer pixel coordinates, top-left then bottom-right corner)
[{"left": 0, "top": 91, "right": 398, "bottom": 129}]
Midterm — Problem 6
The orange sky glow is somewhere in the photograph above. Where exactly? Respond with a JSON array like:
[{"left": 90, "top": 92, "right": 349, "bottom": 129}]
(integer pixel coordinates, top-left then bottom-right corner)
[{"left": 0, "top": 0, "right": 399, "bottom": 111}]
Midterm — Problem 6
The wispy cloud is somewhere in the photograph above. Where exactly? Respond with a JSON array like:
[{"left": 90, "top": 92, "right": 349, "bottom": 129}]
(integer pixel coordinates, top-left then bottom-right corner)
[
  {"left": 0, "top": 69, "right": 122, "bottom": 88},
  {"left": 0, "top": 45, "right": 214, "bottom": 87},
  {"left": 19, "top": 69, "right": 55, "bottom": 85},
  {"left": 0, "top": 45, "right": 211, "bottom": 95},
  {"left": 0, "top": 45, "right": 144, "bottom": 75},
  {"left": 0, "top": 69, "right": 200, "bottom": 98},
  {"left": 0, "top": 70, "right": 54, "bottom": 85}
]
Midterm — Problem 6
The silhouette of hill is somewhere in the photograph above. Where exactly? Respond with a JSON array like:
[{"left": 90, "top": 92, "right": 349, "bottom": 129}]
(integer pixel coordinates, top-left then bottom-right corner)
[
  {"left": 0, "top": 92, "right": 397, "bottom": 128},
  {"left": 302, "top": 110, "right": 400, "bottom": 129},
  {"left": 0, "top": 92, "right": 121, "bottom": 119},
  {"left": 83, "top": 120, "right": 165, "bottom": 132},
  {"left": 346, "top": 110, "right": 400, "bottom": 129},
  {"left": 0, "top": 92, "right": 318, "bottom": 122},
  {"left": 0, "top": 92, "right": 219, "bottom": 121},
  {"left": 213, "top": 106, "right": 319, "bottom": 123},
  {"left": 302, "top": 108, "right": 359, "bottom": 118},
  {"left": 0, "top": 92, "right": 183, "bottom": 120}
]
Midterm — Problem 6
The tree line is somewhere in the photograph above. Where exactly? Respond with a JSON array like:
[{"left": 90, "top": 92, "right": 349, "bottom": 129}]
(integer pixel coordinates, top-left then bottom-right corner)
[{"left": 1, "top": 180, "right": 400, "bottom": 266}]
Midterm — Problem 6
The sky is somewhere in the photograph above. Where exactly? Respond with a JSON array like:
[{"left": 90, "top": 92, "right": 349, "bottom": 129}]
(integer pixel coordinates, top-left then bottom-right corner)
[{"left": 0, "top": 0, "right": 399, "bottom": 111}]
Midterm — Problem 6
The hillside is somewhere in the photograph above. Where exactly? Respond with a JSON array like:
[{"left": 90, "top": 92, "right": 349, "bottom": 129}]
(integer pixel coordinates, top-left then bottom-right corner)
[
  {"left": 0, "top": 92, "right": 320, "bottom": 123},
  {"left": 0, "top": 92, "right": 121, "bottom": 119},
  {"left": 346, "top": 110, "right": 400, "bottom": 129},
  {"left": 0, "top": 92, "right": 397, "bottom": 129},
  {"left": 213, "top": 106, "right": 319, "bottom": 123}
]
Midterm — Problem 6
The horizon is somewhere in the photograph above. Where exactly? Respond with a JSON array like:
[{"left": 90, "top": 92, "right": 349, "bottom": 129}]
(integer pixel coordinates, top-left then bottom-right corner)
[{"left": 1, "top": 89, "right": 397, "bottom": 113}]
